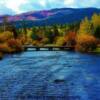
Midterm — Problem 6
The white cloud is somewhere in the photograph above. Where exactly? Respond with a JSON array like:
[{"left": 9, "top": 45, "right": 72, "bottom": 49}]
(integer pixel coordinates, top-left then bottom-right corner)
[
  {"left": 1, "top": 0, "right": 28, "bottom": 13},
  {"left": 39, "top": 0, "right": 46, "bottom": 7},
  {"left": 64, "top": 0, "right": 74, "bottom": 5},
  {"left": 0, "top": 4, "right": 15, "bottom": 15}
]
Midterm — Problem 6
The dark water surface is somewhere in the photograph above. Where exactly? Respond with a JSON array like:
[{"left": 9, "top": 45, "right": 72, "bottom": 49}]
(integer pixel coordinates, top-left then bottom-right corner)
[{"left": 0, "top": 51, "right": 100, "bottom": 100}]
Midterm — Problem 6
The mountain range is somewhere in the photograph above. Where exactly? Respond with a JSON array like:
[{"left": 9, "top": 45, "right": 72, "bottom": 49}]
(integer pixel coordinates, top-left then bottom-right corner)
[{"left": 0, "top": 8, "right": 100, "bottom": 27}]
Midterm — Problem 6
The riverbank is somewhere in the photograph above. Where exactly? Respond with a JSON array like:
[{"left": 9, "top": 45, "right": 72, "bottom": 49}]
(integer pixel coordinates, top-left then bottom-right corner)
[
  {"left": 1, "top": 45, "right": 100, "bottom": 60},
  {"left": 0, "top": 52, "right": 3, "bottom": 60},
  {"left": 0, "top": 38, "right": 24, "bottom": 60},
  {"left": 94, "top": 47, "right": 100, "bottom": 53}
]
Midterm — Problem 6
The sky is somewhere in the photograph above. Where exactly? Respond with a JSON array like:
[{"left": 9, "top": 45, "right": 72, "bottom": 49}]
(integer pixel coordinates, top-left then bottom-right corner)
[{"left": 0, "top": 0, "right": 100, "bottom": 15}]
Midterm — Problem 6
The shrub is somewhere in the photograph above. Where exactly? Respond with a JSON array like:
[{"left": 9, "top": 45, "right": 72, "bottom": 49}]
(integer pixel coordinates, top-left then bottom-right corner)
[
  {"left": 18, "top": 35, "right": 26, "bottom": 45},
  {"left": 32, "top": 40, "right": 40, "bottom": 46},
  {"left": 27, "top": 38, "right": 33, "bottom": 44},
  {"left": 76, "top": 34, "right": 97, "bottom": 52},
  {"left": 0, "top": 34, "right": 7, "bottom": 43},
  {"left": 0, "top": 31, "right": 13, "bottom": 43},
  {"left": 7, "top": 39, "right": 23, "bottom": 52},
  {"left": 41, "top": 37, "right": 49, "bottom": 44},
  {"left": 94, "top": 47, "right": 100, "bottom": 53},
  {"left": 0, "top": 43, "right": 11, "bottom": 53}
]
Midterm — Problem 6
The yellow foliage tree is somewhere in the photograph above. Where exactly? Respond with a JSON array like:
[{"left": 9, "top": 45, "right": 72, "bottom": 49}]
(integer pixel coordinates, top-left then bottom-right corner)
[
  {"left": 92, "top": 13, "right": 100, "bottom": 28},
  {"left": 0, "top": 31, "right": 13, "bottom": 43},
  {"left": 56, "top": 37, "right": 65, "bottom": 46},
  {"left": 78, "top": 17, "right": 91, "bottom": 35}
]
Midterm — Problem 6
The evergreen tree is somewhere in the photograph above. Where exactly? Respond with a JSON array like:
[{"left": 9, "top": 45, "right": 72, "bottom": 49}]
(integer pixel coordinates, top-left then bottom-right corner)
[{"left": 94, "top": 26, "right": 100, "bottom": 39}]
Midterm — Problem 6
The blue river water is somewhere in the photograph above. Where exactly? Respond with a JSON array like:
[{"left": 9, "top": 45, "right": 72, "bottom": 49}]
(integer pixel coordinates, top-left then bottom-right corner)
[{"left": 0, "top": 51, "right": 100, "bottom": 100}]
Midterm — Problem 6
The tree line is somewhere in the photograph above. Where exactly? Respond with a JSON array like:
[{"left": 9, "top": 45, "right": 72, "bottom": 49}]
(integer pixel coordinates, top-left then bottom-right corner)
[{"left": 0, "top": 13, "right": 100, "bottom": 56}]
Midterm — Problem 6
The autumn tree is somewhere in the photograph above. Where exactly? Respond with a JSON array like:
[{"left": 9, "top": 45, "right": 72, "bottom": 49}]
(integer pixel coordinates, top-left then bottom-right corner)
[
  {"left": 64, "top": 31, "right": 76, "bottom": 46},
  {"left": 91, "top": 14, "right": 100, "bottom": 39},
  {"left": 76, "top": 34, "right": 97, "bottom": 52},
  {"left": 91, "top": 13, "right": 100, "bottom": 29},
  {"left": 55, "top": 36, "right": 65, "bottom": 46},
  {"left": 78, "top": 17, "right": 91, "bottom": 35}
]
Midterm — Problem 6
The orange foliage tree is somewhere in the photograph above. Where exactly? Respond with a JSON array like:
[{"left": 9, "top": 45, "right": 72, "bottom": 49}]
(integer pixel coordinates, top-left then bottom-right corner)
[
  {"left": 76, "top": 34, "right": 97, "bottom": 52},
  {"left": 64, "top": 31, "right": 76, "bottom": 46}
]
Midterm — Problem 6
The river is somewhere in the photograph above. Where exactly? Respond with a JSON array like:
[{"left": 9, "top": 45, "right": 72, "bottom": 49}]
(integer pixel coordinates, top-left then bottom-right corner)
[{"left": 0, "top": 51, "right": 100, "bottom": 100}]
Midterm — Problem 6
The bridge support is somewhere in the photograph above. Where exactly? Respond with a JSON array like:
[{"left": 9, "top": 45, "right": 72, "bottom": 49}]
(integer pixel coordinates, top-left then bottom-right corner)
[
  {"left": 60, "top": 47, "right": 65, "bottom": 50},
  {"left": 48, "top": 47, "right": 53, "bottom": 51},
  {"left": 24, "top": 47, "right": 28, "bottom": 51},
  {"left": 36, "top": 47, "right": 40, "bottom": 51}
]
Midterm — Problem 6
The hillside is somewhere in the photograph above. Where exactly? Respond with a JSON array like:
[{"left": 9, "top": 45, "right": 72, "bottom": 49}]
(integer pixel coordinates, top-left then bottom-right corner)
[{"left": 0, "top": 8, "right": 100, "bottom": 27}]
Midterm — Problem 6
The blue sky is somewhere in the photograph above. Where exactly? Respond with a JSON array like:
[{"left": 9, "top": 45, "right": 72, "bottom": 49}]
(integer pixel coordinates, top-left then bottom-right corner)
[{"left": 0, "top": 0, "right": 100, "bottom": 15}]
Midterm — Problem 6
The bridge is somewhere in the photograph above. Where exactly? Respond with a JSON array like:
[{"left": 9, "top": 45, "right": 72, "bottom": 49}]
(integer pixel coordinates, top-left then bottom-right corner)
[{"left": 23, "top": 45, "right": 75, "bottom": 51}]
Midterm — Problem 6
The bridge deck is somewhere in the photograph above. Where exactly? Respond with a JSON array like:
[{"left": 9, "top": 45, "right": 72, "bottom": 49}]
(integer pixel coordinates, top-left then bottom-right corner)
[{"left": 23, "top": 45, "right": 75, "bottom": 51}]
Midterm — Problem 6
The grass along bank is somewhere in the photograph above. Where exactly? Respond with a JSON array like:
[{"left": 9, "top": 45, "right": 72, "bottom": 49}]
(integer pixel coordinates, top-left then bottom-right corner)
[{"left": 94, "top": 47, "right": 100, "bottom": 53}]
